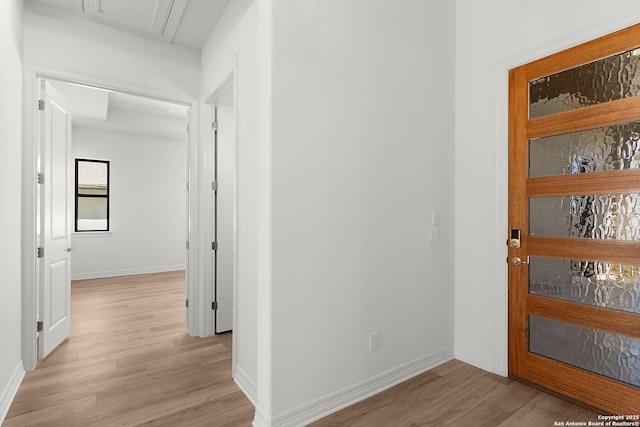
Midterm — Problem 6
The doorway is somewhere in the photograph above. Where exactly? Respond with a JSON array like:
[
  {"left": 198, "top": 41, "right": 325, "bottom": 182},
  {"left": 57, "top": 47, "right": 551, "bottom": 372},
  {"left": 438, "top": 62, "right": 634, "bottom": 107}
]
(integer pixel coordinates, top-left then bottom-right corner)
[
  {"left": 508, "top": 24, "right": 640, "bottom": 413},
  {"left": 210, "top": 77, "right": 236, "bottom": 337},
  {"left": 32, "top": 76, "right": 192, "bottom": 361}
]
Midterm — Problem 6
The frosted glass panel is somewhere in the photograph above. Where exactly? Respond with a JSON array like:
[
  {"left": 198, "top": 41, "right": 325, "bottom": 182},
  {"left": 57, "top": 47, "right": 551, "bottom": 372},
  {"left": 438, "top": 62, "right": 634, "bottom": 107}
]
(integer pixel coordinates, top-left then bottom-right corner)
[
  {"left": 530, "top": 47, "right": 640, "bottom": 119},
  {"left": 529, "top": 194, "right": 640, "bottom": 240},
  {"left": 529, "top": 256, "right": 640, "bottom": 313},
  {"left": 529, "top": 315, "right": 640, "bottom": 387},
  {"left": 529, "top": 121, "right": 640, "bottom": 177}
]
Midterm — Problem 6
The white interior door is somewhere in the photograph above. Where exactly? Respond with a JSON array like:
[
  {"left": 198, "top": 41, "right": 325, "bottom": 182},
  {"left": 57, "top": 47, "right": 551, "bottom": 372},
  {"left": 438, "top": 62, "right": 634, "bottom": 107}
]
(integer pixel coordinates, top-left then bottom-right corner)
[
  {"left": 215, "top": 103, "right": 234, "bottom": 333},
  {"left": 38, "top": 80, "right": 73, "bottom": 358}
]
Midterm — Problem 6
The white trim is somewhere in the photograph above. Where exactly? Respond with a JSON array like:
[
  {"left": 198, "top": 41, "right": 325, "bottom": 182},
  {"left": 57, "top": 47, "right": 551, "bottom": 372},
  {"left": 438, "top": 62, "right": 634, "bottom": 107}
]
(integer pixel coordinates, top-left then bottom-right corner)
[
  {"left": 186, "top": 103, "right": 199, "bottom": 336},
  {"left": 23, "top": 61, "right": 193, "bottom": 105},
  {"left": 21, "top": 63, "right": 200, "bottom": 371},
  {"left": 493, "top": 58, "right": 509, "bottom": 377},
  {"left": 72, "top": 231, "right": 113, "bottom": 237},
  {"left": 455, "top": 347, "right": 496, "bottom": 374},
  {"left": 269, "top": 348, "right": 454, "bottom": 427},
  {"left": 21, "top": 67, "right": 39, "bottom": 372},
  {"left": 202, "top": 55, "right": 236, "bottom": 105},
  {"left": 0, "top": 361, "right": 25, "bottom": 424},
  {"left": 235, "top": 365, "right": 258, "bottom": 406},
  {"left": 494, "top": 9, "right": 640, "bottom": 378},
  {"left": 204, "top": 54, "right": 240, "bottom": 377},
  {"left": 253, "top": 406, "right": 271, "bottom": 427},
  {"left": 162, "top": 0, "right": 188, "bottom": 43},
  {"left": 71, "top": 266, "right": 186, "bottom": 281}
]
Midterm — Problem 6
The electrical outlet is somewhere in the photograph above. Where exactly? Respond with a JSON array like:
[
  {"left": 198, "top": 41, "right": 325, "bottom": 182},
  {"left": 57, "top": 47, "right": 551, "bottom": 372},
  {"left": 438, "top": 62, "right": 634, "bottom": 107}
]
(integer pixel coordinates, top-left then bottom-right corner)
[{"left": 369, "top": 331, "right": 379, "bottom": 351}]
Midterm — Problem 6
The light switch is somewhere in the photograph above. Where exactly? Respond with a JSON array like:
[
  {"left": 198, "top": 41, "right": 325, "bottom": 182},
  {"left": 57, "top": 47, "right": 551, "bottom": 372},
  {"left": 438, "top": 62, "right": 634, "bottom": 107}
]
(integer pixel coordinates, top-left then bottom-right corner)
[
  {"left": 428, "top": 227, "right": 439, "bottom": 243},
  {"left": 431, "top": 211, "right": 439, "bottom": 226}
]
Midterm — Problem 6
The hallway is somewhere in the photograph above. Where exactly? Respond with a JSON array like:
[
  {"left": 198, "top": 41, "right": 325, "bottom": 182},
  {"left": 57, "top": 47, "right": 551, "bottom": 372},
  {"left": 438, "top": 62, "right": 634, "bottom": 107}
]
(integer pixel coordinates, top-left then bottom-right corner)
[
  {"left": 4, "top": 271, "right": 253, "bottom": 426},
  {"left": 5, "top": 272, "right": 607, "bottom": 426}
]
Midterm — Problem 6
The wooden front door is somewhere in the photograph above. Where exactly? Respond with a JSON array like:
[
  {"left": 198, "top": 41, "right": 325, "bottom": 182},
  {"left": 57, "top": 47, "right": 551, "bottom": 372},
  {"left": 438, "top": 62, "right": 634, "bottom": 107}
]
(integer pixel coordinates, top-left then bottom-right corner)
[{"left": 508, "top": 24, "right": 640, "bottom": 413}]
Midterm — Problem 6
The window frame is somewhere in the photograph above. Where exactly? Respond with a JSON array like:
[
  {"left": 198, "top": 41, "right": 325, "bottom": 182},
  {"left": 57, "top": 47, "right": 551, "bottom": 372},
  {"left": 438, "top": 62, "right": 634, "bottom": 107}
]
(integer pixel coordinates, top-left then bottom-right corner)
[{"left": 74, "top": 158, "right": 110, "bottom": 232}]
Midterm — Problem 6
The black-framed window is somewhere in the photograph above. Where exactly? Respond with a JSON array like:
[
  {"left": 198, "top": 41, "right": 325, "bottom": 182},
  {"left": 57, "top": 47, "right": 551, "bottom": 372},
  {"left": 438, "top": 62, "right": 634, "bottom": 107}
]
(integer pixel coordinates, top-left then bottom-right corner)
[{"left": 75, "top": 158, "right": 110, "bottom": 232}]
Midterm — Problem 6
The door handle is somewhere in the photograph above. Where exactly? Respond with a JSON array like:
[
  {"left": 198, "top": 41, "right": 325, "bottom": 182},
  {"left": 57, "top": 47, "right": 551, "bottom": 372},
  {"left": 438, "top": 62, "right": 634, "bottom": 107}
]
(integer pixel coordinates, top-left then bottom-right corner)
[
  {"left": 511, "top": 256, "right": 528, "bottom": 266},
  {"left": 65, "top": 246, "right": 75, "bottom": 252}
]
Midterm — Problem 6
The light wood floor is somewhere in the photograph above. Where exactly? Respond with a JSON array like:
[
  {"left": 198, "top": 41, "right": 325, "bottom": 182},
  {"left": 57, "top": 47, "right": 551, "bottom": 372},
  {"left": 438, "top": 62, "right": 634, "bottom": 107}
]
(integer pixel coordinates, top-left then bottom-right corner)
[
  {"left": 6, "top": 271, "right": 604, "bottom": 426},
  {"left": 5, "top": 271, "right": 254, "bottom": 427},
  {"left": 311, "top": 360, "right": 602, "bottom": 426}
]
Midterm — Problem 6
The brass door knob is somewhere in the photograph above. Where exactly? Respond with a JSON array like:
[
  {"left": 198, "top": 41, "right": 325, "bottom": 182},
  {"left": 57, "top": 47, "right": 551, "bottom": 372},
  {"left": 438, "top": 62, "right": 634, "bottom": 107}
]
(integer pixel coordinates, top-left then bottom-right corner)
[{"left": 512, "top": 257, "right": 528, "bottom": 266}]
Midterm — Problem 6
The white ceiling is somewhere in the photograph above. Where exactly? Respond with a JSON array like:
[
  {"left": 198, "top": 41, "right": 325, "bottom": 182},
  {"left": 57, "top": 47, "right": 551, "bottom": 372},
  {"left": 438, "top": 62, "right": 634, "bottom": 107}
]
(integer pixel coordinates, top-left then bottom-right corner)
[
  {"left": 50, "top": 80, "right": 189, "bottom": 139},
  {"left": 31, "top": 0, "right": 230, "bottom": 50}
]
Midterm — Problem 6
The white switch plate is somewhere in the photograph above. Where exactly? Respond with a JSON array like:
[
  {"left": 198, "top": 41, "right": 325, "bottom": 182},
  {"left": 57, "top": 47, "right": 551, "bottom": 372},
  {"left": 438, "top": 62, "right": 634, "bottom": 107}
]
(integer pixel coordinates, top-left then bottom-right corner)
[
  {"left": 428, "top": 227, "right": 439, "bottom": 243},
  {"left": 431, "top": 211, "right": 439, "bottom": 226},
  {"left": 369, "top": 331, "right": 379, "bottom": 351}
]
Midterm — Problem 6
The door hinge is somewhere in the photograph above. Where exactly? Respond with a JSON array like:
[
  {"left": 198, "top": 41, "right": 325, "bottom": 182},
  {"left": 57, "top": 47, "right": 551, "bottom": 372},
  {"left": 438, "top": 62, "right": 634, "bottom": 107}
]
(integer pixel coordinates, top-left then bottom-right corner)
[
  {"left": 212, "top": 181, "right": 218, "bottom": 191},
  {"left": 38, "top": 99, "right": 45, "bottom": 110},
  {"left": 185, "top": 299, "right": 189, "bottom": 308},
  {"left": 212, "top": 121, "right": 218, "bottom": 131},
  {"left": 186, "top": 240, "right": 189, "bottom": 250},
  {"left": 186, "top": 182, "right": 189, "bottom": 191},
  {"left": 37, "top": 247, "right": 44, "bottom": 258},
  {"left": 212, "top": 241, "right": 218, "bottom": 251},
  {"left": 212, "top": 301, "right": 218, "bottom": 310},
  {"left": 186, "top": 123, "right": 190, "bottom": 133},
  {"left": 36, "top": 321, "right": 43, "bottom": 332},
  {"left": 37, "top": 173, "right": 44, "bottom": 184}
]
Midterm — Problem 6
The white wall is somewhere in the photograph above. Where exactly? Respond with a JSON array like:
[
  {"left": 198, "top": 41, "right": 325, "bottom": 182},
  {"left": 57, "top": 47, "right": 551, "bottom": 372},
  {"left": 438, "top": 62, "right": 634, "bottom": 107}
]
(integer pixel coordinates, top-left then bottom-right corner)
[
  {"left": 200, "top": 0, "right": 259, "bottom": 401},
  {"left": 23, "top": 1, "right": 200, "bottom": 100},
  {"left": 265, "top": 0, "right": 455, "bottom": 423},
  {"left": 0, "top": 0, "right": 24, "bottom": 422},
  {"left": 71, "top": 126, "right": 187, "bottom": 279},
  {"left": 454, "top": 0, "right": 640, "bottom": 374}
]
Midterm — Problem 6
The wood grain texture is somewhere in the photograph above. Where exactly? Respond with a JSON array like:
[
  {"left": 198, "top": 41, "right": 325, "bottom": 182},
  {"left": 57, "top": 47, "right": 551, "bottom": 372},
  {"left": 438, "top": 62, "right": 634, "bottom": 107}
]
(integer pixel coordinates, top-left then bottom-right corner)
[
  {"left": 4, "top": 271, "right": 254, "bottom": 427},
  {"left": 508, "top": 22, "right": 640, "bottom": 415},
  {"left": 527, "top": 96, "right": 640, "bottom": 139},
  {"left": 524, "top": 23, "right": 640, "bottom": 82},
  {"left": 528, "top": 237, "right": 640, "bottom": 265},
  {"left": 528, "top": 169, "right": 640, "bottom": 196},
  {"left": 525, "top": 354, "right": 640, "bottom": 415},
  {"left": 528, "top": 295, "right": 640, "bottom": 340},
  {"left": 508, "top": 65, "right": 530, "bottom": 378},
  {"left": 311, "top": 360, "right": 603, "bottom": 426}
]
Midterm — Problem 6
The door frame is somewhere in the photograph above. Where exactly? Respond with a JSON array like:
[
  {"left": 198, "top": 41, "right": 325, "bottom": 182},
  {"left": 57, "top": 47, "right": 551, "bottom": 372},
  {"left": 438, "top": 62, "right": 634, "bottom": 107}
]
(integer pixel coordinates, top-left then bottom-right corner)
[
  {"left": 203, "top": 55, "right": 239, "bottom": 377},
  {"left": 495, "top": 11, "right": 640, "bottom": 377},
  {"left": 21, "top": 64, "right": 200, "bottom": 371}
]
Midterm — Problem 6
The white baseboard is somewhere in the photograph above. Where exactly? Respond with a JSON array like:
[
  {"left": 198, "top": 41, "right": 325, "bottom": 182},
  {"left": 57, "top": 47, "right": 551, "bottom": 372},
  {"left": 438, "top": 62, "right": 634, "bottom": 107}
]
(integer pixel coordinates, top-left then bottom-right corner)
[
  {"left": 252, "top": 405, "right": 271, "bottom": 427},
  {"left": 454, "top": 347, "right": 496, "bottom": 375},
  {"left": 235, "top": 365, "right": 258, "bottom": 407},
  {"left": 71, "top": 265, "right": 186, "bottom": 281},
  {"left": 270, "top": 346, "right": 454, "bottom": 427},
  {"left": 0, "top": 361, "right": 25, "bottom": 424}
]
